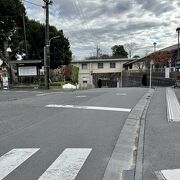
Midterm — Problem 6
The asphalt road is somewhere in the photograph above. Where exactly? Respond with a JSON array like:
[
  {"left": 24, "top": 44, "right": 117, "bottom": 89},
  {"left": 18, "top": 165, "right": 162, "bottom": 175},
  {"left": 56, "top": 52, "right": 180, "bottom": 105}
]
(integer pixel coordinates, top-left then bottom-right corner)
[{"left": 0, "top": 88, "right": 148, "bottom": 180}]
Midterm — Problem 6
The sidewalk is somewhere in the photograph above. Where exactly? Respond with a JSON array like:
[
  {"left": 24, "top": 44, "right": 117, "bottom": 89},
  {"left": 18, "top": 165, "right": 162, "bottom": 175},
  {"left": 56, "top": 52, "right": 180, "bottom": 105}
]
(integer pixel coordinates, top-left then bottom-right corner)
[{"left": 136, "top": 88, "right": 180, "bottom": 180}]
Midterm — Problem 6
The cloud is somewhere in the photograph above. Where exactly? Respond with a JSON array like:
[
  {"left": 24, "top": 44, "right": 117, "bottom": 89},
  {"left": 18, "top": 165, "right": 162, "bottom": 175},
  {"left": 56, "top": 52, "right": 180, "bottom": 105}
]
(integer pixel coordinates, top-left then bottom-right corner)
[
  {"left": 135, "top": 0, "right": 175, "bottom": 16},
  {"left": 24, "top": 0, "right": 180, "bottom": 59}
]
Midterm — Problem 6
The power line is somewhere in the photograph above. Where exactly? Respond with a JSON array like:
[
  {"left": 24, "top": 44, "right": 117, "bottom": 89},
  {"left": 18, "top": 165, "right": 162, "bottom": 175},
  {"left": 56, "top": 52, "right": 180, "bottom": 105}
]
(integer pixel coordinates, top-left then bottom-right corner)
[
  {"left": 72, "top": 0, "right": 97, "bottom": 44},
  {"left": 22, "top": 0, "right": 43, "bottom": 7}
]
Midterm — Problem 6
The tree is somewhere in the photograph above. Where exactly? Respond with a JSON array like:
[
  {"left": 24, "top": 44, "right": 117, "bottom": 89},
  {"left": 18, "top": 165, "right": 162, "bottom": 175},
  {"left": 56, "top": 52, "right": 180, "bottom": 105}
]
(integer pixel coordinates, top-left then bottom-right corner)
[
  {"left": 0, "top": 0, "right": 26, "bottom": 84},
  {"left": 133, "top": 55, "right": 140, "bottom": 58},
  {"left": 70, "top": 65, "right": 79, "bottom": 84},
  {"left": 0, "top": 0, "right": 25, "bottom": 63},
  {"left": 86, "top": 54, "right": 111, "bottom": 60},
  {"left": 151, "top": 51, "right": 172, "bottom": 67},
  {"left": 25, "top": 20, "right": 45, "bottom": 60},
  {"left": 111, "top": 45, "right": 128, "bottom": 58},
  {"left": 25, "top": 20, "right": 72, "bottom": 68},
  {"left": 63, "top": 65, "right": 71, "bottom": 81},
  {"left": 134, "top": 60, "right": 145, "bottom": 72},
  {"left": 133, "top": 55, "right": 144, "bottom": 72},
  {"left": 124, "top": 42, "right": 137, "bottom": 58}
]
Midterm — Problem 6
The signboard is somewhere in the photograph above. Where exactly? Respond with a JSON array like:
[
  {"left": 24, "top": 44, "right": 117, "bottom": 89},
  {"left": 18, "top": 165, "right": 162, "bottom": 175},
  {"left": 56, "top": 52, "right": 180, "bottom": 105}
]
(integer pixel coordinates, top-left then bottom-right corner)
[
  {"left": 18, "top": 66, "right": 37, "bottom": 76},
  {"left": 2, "top": 72, "right": 9, "bottom": 89},
  {"left": 2, "top": 77, "right": 8, "bottom": 87}
]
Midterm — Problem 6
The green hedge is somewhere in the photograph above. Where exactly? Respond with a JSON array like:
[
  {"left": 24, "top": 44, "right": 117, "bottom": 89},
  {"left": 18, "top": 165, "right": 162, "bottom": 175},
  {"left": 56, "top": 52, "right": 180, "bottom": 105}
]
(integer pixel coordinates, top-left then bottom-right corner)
[{"left": 49, "top": 82, "right": 65, "bottom": 87}]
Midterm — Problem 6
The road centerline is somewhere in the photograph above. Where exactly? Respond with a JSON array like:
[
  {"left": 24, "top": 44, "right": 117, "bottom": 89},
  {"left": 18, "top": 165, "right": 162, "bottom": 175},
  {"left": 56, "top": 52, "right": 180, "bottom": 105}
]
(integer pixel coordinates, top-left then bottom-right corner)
[
  {"left": 45, "top": 104, "right": 131, "bottom": 112},
  {"left": 36, "top": 92, "right": 63, "bottom": 96},
  {"left": 116, "top": 93, "right": 127, "bottom": 96}
]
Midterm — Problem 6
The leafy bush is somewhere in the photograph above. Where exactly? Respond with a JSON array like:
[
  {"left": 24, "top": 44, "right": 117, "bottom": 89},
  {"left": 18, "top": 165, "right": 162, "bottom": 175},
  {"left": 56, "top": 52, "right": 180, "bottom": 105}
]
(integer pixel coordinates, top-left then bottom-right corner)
[{"left": 49, "top": 82, "right": 65, "bottom": 87}]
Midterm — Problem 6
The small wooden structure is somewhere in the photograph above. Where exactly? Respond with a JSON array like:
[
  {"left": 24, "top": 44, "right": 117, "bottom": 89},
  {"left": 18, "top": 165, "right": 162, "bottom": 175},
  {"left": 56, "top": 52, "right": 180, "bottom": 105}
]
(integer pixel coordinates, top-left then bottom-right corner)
[{"left": 9, "top": 60, "right": 43, "bottom": 86}]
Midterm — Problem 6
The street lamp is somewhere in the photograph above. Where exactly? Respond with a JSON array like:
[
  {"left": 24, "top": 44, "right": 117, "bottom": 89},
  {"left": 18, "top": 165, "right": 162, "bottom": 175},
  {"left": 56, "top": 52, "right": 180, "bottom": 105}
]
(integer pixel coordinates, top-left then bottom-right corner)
[
  {"left": 153, "top": 42, "right": 157, "bottom": 52},
  {"left": 176, "top": 27, "right": 180, "bottom": 86},
  {"left": 49, "top": 35, "right": 60, "bottom": 46},
  {"left": 150, "top": 42, "right": 157, "bottom": 88}
]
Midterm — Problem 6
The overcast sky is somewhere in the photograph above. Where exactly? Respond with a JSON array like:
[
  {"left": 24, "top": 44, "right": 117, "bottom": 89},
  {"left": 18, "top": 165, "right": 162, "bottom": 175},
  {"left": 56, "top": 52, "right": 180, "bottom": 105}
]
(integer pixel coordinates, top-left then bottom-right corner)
[{"left": 23, "top": 0, "right": 180, "bottom": 60}]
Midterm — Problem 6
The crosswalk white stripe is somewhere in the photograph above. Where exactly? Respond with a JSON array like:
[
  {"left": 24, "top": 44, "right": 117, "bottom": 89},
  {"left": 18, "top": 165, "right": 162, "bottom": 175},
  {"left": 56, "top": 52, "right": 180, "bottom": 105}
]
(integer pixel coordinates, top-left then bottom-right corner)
[
  {"left": 46, "top": 104, "right": 131, "bottom": 112},
  {"left": 0, "top": 148, "right": 39, "bottom": 180},
  {"left": 38, "top": 148, "right": 92, "bottom": 180},
  {"left": 156, "top": 169, "right": 180, "bottom": 180}
]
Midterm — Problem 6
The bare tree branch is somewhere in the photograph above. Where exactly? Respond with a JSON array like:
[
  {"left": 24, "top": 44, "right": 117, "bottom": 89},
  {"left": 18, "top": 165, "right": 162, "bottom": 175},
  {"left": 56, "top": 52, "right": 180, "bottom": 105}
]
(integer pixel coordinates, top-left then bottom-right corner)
[{"left": 124, "top": 42, "right": 137, "bottom": 58}]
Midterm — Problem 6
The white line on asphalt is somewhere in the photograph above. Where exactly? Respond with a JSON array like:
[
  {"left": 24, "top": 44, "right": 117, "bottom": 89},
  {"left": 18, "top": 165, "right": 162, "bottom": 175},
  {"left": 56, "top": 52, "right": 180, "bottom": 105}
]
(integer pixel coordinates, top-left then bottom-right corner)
[
  {"left": 76, "top": 95, "right": 87, "bottom": 98},
  {"left": 1, "top": 90, "right": 10, "bottom": 92},
  {"left": 38, "top": 148, "right": 92, "bottom": 180},
  {"left": 0, "top": 148, "right": 40, "bottom": 180},
  {"left": 116, "top": 93, "right": 127, "bottom": 96},
  {"left": 36, "top": 92, "right": 63, "bottom": 96},
  {"left": 45, "top": 104, "right": 131, "bottom": 112},
  {"left": 155, "top": 169, "right": 180, "bottom": 180},
  {"left": 15, "top": 91, "right": 28, "bottom": 93},
  {"left": 166, "top": 88, "right": 180, "bottom": 121}
]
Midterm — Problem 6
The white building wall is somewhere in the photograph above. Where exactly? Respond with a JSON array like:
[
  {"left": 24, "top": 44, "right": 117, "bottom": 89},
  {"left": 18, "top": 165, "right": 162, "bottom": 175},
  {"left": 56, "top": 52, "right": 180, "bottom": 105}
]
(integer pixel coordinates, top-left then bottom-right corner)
[
  {"left": 71, "top": 59, "right": 128, "bottom": 88},
  {"left": 91, "top": 62, "right": 123, "bottom": 74}
]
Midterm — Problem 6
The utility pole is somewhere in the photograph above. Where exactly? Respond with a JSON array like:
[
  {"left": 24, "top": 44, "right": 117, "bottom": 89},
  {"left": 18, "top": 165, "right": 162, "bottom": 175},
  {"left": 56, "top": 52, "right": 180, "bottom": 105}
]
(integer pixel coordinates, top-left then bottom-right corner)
[
  {"left": 150, "top": 42, "right": 157, "bottom": 88},
  {"left": 176, "top": 27, "right": 180, "bottom": 87},
  {"left": 23, "top": 14, "right": 28, "bottom": 59},
  {"left": 43, "top": 0, "right": 52, "bottom": 89},
  {"left": 96, "top": 45, "right": 100, "bottom": 59}
]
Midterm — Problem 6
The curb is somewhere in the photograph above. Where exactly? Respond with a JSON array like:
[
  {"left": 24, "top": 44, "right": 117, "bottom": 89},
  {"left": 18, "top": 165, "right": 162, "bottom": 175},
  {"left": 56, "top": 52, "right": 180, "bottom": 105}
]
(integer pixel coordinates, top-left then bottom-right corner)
[
  {"left": 102, "top": 89, "right": 154, "bottom": 180},
  {"left": 134, "top": 90, "right": 153, "bottom": 180}
]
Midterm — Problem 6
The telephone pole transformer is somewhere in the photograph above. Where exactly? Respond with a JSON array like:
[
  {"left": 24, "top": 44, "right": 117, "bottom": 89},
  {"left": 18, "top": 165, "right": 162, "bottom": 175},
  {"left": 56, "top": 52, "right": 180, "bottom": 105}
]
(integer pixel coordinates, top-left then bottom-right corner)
[{"left": 43, "top": 0, "right": 52, "bottom": 89}]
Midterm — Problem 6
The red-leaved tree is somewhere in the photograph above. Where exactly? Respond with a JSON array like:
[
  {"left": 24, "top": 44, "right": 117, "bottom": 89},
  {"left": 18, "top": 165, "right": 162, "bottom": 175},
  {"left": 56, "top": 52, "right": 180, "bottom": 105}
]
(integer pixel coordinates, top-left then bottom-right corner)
[{"left": 150, "top": 51, "right": 172, "bottom": 67}]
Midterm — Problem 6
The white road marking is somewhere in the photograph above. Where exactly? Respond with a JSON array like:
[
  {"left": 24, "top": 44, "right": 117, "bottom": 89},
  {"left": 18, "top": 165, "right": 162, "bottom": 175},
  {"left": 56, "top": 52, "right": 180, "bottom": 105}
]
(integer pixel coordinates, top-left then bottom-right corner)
[
  {"left": 46, "top": 104, "right": 131, "bottom": 112},
  {"left": 76, "top": 95, "right": 87, "bottom": 98},
  {"left": 38, "top": 148, "right": 92, "bottom": 180},
  {"left": 0, "top": 148, "right": 39, "bottom": 180},
  {"left": 155, "top": 169, "right": 180, "bottom": 180},
  {"left": 36, "top": 92, "right": 63, "bottom": 96},
  {"left": 1, "top": 90, "right": 10, "bottom": 92},
  {"left": 116, "top": 93, "right": 127, "bottom": 96},
  {"left": 15, "top": 91, "right": 28, "bottom": 93},
  {"left": 166, "top": 88, "right": 180, "bottom": 121}
]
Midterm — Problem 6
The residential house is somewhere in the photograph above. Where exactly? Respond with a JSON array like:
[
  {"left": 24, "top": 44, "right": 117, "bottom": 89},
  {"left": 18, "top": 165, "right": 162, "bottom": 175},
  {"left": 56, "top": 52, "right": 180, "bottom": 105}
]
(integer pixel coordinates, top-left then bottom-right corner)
[{"left": 71, "top": 58, "right": 134, "bottom": 88}]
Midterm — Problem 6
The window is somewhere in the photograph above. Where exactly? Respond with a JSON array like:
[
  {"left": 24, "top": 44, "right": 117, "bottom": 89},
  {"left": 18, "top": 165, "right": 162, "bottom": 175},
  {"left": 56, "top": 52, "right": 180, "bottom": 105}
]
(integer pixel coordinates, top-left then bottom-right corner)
[
  {"left": 98, "top": 63, "right": 103, "bottom": 69},
  {"left": 81, "top": 63, "right": 87, "bottom": 69},
  {"left": 110, "top": 62, "right": 116, "bottom": 68}
]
